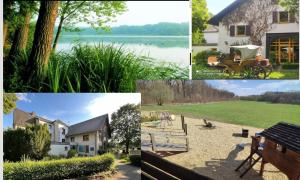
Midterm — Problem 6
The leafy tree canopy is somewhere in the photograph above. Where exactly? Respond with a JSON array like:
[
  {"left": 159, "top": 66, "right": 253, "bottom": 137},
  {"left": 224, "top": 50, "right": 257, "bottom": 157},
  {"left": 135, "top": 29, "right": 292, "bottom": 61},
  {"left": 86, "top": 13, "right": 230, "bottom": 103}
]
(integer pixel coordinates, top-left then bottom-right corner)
[
  {"left": 192, "top": 0, "right": 209, "bottom": 33},
  {"left": 110, "top": 104, "right": 140, "bottom": 153},
  {"left": 3, "top": 93, "right": 18, "bottom": 114},
  {"left": 59, "top": 1, "right": 127, "bottom": 32},
  {"left": 192, "top": 0, "right": 209, "bottom": 45},
  {"left": 280, "top": 0, "right": 299, "bottom": 13}
]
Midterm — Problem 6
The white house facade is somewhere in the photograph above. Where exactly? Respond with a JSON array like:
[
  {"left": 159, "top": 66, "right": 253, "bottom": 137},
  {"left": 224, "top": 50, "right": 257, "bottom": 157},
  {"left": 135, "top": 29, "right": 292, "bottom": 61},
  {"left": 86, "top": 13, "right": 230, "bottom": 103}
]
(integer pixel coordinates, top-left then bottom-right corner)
[
  {"left": 209, "top": 0, "right": 299, "bottom": 64},
  {"left": 13, "top": 109, "right": 111, "bottom": 157}
]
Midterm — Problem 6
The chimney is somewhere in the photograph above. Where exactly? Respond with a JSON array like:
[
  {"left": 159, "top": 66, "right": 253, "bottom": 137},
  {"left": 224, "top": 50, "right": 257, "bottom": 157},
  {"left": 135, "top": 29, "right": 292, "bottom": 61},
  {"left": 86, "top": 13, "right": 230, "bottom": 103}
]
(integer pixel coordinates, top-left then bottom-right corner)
[{"left": 30, "top": 111, "right": 36, "bottom": 116}]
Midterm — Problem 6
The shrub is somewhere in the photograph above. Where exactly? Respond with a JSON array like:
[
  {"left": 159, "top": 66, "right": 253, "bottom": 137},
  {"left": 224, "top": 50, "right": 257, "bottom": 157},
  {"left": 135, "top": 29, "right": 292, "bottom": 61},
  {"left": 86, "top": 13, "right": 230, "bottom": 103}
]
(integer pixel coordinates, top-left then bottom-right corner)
[
  {"left": 4, "top": 125, "right": 51, "bottom": 162},
  {"left": 67, "top": 149, "right": 77, "bottom": 158},
  {"left": 4, "top": 128, "right": 31, "bottom": 162},
  {"left": 129, "top": 154, "right": 141, "bottom": 167},
  {"left": 194, "top": 50, "right": 221, "bottom": 65},
  {"left": 282, "top": 63, "right": 299, "bottom": 70},
  {"left": 4, "top": 153, "right": 115, "bottom": 180}
]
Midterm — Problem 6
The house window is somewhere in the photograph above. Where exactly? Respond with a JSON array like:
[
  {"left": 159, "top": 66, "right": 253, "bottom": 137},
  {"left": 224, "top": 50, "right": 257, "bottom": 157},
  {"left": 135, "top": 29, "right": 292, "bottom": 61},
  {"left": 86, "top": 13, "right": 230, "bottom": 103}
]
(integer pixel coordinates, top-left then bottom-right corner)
[
  {"left": 237, "top": 26, "right": 246, "bottom": 36},
  {"left": 62, "top": 139, "right": 65, "bottom": 143},
  {"left": 90, "top": 147, "right": 94, "bottom": 151},
  {"left": 279, "top": 12, "right": 289, "bottom": 23},
  {"left": 78, "top": 145, "right": 84, "bottom": 152},
  {"left": 85, "top": 145, "right": 89, "bottom": 153},
  {"left": 65, "top": 146, "right": 68, "bottom": 151},
  {"left": 71, "top": 137, "right": 75, "bottom": 142},
  {"left": 83, "top": 135, "right": 89, "bottom": 141},
  {"left": 230, "top": 25, "right": 250, "bottom": 37},
  {"left": 62, "top": 128, "right": 65, "bottom": 135}
]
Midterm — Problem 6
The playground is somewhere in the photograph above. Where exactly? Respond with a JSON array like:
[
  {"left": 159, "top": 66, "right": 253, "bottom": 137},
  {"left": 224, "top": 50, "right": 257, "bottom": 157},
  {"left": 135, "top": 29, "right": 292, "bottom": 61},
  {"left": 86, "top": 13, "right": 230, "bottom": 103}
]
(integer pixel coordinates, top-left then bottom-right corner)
[{"left": 141, "top": 112, "right": 288, "bottom": 180}]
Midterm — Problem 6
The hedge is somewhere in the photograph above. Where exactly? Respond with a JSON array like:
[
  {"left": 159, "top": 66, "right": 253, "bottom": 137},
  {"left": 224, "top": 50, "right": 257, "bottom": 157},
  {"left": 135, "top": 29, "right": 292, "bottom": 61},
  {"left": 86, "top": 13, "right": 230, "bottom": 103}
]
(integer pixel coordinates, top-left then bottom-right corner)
[
  {"left": 129, "top": 154, "right": 141, "bottom": 167},
  {"left": 4, "top": 153, "right": 115, "bottom": 180},
  {"left": 282, "top": 63, "right": 299, "bottom": 70},
  {"left": 194, "top": 50, "right": 221, "bottom": 65}
]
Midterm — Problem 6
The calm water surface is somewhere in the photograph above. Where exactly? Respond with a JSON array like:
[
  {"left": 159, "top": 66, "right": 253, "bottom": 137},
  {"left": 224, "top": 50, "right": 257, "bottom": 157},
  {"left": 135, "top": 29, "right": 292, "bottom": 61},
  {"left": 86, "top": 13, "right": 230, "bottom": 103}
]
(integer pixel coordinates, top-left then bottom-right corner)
[{"left": 56, "top": 35, "right": 189, "bottom": 67}]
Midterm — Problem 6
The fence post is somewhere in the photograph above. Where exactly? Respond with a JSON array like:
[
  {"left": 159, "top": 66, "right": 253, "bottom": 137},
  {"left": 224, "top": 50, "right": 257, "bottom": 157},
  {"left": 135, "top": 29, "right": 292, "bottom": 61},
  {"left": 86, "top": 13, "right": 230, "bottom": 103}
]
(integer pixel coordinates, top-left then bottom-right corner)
[
  {"left": 150, "top": 133, "right": 157, "bottom": 151},
  {"left": 186, "top": 137, "right": 189, "bottom": 152},
  {"left": 184, "top": 124, "right": 187, "bottom": 135},
  {"left": 181, "top": 115, "right": 185, "bottom": 130}
]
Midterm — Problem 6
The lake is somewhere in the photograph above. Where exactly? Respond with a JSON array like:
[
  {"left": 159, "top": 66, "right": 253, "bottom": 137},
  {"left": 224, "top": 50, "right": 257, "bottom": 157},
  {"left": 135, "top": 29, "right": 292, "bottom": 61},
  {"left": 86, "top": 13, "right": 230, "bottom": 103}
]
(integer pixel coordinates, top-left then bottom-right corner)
[{"left": 56, "top": 35, "right": 189, "bottom": 67}]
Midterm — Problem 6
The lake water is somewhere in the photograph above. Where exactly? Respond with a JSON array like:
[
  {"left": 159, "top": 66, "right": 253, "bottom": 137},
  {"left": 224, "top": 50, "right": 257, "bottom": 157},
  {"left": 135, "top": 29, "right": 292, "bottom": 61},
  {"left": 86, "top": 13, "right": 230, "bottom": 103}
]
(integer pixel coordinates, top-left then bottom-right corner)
[{"left": 56, "top": 35, "right": 189, "bottom": 67}]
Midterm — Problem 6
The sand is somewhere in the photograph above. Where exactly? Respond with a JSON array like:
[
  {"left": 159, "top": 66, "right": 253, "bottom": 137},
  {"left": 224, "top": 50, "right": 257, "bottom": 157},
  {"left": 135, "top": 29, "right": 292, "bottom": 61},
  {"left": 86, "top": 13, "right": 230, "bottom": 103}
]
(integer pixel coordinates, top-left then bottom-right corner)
[{"left": 141, "top": 114, "right": 288, "bottom": 180}]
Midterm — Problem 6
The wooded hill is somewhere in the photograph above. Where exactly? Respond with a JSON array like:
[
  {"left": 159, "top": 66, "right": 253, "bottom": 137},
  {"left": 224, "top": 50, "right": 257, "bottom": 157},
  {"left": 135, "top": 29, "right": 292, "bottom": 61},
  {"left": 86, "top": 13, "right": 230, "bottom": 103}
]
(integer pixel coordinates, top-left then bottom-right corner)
[
  {"left": 58, "top": 22, "right": 189, "bottom": 36},
  {"left": 137, "top": 80, "right": 235, "bottom": 105},
  {"left": 240, "top": 92, "right": 300, "bottom": 105}
]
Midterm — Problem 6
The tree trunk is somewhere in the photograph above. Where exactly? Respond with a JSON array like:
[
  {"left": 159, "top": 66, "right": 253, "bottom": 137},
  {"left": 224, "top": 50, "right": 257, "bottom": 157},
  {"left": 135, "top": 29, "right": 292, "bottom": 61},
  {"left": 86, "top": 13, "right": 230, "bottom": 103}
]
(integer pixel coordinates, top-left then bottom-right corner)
[
  {"left": 3, "top": 22, "right": 8, "bottom": 47},
  {"left": 52, "top": 16, "right": 64, "bottom": 51},
  {"left": 9, "top": 11, "right": 32, "bottom": 58},
  {"left": 125, "top": 140, "right": 129, "bottom": 154},
  {"left": 28, "top": 1, "right": 59, "bottom": 78}
]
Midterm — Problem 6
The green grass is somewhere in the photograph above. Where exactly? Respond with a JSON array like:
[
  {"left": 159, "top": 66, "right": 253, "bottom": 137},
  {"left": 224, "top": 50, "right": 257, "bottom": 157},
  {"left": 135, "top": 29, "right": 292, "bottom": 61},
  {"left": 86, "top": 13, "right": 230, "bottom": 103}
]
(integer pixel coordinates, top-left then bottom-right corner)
[
  {"left": 142, "top": 101, "right": 300, "bottom": 128},
  {"left": 4, "top": 44, "right": 188, "bottom": 92},
  {"left": 192, "top": 64, "right": 299, "bottom": 79},
  {"left": 268, "top": 70, "right": 299, "bottom": 79}
]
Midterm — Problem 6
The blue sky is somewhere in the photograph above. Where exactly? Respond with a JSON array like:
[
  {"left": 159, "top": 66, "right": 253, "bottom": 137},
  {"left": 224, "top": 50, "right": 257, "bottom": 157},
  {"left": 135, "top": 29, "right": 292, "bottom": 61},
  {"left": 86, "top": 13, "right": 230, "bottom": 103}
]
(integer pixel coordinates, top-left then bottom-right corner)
[
  {"left": 207, "top": 0, "right": 235, "bottom": 15},
  {"left": 73, "top": 1, "right": 190, "bottom": 27},
  {"left": 3, "top": 93, "right": 140, "bottom": 129},
  {"left": 206, "top": 80, "right": 300, "bottom": 96}
]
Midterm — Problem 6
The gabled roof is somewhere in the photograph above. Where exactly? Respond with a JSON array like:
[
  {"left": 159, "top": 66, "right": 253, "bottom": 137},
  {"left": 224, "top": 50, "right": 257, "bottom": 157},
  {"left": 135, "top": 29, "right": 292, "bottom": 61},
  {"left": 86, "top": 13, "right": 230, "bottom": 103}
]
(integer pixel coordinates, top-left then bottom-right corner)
[
  {"left": 203, "top": 25, "right": 219, "bottom": 33},
  {"left": 67, "top": 114, "right": 110, "bottom": 136},
  {"left": 261, "top": 122, "right": 300, "bottom": 154},
  {"left": 13, "top": 108, "right": 52, "bottom": 127},
  {"left": 208, "top": 0, "right": 247, "bottom": 26},
  {"left": 53, "top": 119, "right": 68, "bottom": 127}
]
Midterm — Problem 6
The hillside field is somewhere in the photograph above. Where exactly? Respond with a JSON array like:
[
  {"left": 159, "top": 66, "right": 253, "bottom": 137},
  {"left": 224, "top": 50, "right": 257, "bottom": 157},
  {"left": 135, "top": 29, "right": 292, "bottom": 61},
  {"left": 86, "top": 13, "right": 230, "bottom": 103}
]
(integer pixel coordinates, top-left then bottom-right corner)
[{"left": 142, "top": 101, "right": 300, "bottom": 128}]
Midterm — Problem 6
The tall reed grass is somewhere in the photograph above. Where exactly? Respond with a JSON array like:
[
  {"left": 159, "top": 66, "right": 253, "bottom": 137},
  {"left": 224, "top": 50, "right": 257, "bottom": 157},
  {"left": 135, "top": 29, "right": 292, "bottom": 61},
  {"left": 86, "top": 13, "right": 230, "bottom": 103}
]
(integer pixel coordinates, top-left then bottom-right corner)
[{"left": 4, "top": 44, "right": 188, "bottom": 92}]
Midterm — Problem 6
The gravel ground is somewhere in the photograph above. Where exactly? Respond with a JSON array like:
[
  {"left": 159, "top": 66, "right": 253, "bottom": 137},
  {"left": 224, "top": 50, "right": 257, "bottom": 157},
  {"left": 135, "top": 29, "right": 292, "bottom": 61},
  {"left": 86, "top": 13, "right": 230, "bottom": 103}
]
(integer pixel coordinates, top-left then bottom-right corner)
[{"left": 142, "top": 114, "right": 288, "bottom": 180}]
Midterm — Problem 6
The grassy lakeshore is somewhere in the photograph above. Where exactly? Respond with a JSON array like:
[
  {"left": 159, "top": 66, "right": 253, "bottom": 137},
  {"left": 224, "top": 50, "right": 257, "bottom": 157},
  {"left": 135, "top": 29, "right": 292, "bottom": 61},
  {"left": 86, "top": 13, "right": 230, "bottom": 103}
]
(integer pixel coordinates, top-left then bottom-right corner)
[{"left": 142, "top": 100, "right": 300, "bottom": 128}]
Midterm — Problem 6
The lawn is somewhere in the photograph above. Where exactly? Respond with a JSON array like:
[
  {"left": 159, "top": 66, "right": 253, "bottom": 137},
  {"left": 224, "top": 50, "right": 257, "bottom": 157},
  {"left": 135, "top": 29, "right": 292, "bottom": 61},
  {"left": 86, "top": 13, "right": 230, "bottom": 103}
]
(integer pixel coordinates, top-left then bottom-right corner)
[
  {"left": 192, "top": 64, "right": 299, "bottom": 79},
  {"left": 142, "top": 101, "right": 300, "bottom": 128}
]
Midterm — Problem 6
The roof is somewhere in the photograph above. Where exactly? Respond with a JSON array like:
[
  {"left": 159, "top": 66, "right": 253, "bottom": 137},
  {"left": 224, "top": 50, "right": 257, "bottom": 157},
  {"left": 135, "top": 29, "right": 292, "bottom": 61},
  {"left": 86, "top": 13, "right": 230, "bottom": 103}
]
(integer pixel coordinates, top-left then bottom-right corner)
[
  {"left": 261, "top": 122, "right": 300, "bottom": 154},
  {"left": 208, "top": 0, "right": 247, "bottom": 26},
  {"left": 53, "top": 119, "right": 68, "bottom": 127},
  {"left": 13, "top": 108, "right": 52, "bottom": 127},
  {"left": 67, "top": 114, "right": 110, "bottom": 136},
  {"left": 203, "top": 25, "right": 219, "bottom": 33}
]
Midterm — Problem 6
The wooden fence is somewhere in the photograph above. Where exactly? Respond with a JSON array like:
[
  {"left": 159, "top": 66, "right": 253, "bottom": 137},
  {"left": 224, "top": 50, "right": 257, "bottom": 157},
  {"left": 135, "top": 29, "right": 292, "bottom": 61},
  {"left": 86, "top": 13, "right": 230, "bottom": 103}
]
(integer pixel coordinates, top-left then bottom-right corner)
[{"left": 142, "top": 151, "right": 212, "bottom": 180}]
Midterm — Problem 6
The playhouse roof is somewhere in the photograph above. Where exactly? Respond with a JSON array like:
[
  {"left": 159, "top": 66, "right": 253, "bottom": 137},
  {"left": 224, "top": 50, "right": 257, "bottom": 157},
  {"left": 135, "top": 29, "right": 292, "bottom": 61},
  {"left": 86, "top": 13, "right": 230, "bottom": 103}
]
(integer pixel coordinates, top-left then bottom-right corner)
[{"left": 261, "top": 122, "right": 300, "bottom": 154}]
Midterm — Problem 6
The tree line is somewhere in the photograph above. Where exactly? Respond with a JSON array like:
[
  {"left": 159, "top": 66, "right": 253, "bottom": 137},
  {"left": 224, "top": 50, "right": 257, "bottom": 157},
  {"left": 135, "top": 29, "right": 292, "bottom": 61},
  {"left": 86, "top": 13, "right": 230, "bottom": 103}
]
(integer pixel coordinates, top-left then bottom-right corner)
[
  {"left": 240, "top": 91, "right": 300, "bottom": 105},
  {"left": 62, "top": 22, "right": 189, "bottom": 36},
  {"left": 137, "top": 80, "right": 235, "bottom": 105},
  {"left": 4, "top": 1, "right": 126, "bottom": 81}
]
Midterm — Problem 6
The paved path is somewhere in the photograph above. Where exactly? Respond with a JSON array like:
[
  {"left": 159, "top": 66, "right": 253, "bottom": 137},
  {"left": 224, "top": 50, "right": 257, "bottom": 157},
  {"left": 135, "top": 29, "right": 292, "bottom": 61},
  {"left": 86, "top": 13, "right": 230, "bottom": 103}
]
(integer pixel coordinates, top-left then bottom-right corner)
[{"left": 110, "top": 160, "right": 141, "bottom": 180}]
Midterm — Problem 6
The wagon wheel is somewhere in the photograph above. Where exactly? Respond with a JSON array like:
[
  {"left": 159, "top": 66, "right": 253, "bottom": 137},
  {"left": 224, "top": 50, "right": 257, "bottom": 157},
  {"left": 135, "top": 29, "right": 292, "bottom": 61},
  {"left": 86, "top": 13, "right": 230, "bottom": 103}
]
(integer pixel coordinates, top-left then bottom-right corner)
[
  {"left": 241, "top": 65, "right": 266, "bottom": 79},
  {"left": 252, "top": 66, "right": 267, "bottom": 79},
  {"left": 264, "top": 65, "right": 273, "bottom": 77}
]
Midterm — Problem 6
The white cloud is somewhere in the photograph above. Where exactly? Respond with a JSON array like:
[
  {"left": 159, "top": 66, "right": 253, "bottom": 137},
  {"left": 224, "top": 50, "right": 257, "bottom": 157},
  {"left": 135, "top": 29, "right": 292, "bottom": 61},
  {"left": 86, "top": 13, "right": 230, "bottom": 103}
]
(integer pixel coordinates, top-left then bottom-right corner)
[
  {"left": 16, "top": 93, "right": 31, "bottom": 103},
  {"left": 85, "top": 93, "right": 141, "bottom": 120},
  {"left": 256, "top": 81, "right": 300, "bottom": 90}
]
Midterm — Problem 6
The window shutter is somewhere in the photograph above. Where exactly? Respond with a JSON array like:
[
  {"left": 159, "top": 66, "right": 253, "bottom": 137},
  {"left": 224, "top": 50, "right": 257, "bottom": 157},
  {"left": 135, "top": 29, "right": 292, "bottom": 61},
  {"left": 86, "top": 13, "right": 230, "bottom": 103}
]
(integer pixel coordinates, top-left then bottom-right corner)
[
  {"left": 290, "top": 12, "right": 296, "bottom": 23},
  {"left": 246, "top": 25, "right": 251, "bottom": 36},
  {"left": 273, "top": 11, "right": 278, "bottom": 23},
  {"left": 230, "top": 26, "right": 235, "bottom": 37}
]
